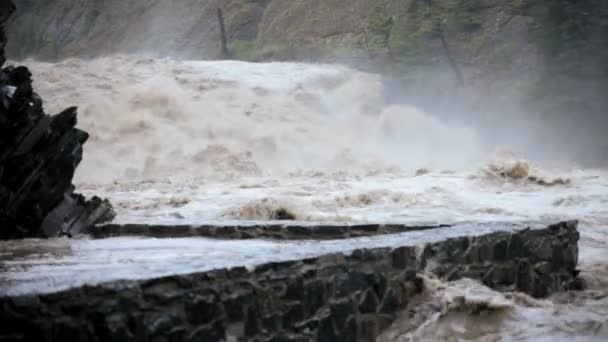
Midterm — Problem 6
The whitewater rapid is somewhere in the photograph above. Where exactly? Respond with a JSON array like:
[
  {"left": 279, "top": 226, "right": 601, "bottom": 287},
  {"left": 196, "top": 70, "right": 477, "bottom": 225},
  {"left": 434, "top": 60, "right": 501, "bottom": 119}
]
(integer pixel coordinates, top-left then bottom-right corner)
[
  {"left": 26, "top": 55, "right": 482, "bottom": 183},
  {"left": 12, "top": 56, "right": 608, "bottom": 340}
]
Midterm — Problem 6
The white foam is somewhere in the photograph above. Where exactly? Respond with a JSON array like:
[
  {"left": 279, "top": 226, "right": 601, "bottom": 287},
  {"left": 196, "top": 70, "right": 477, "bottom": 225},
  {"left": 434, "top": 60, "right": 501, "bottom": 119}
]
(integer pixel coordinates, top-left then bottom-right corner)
[{"left": 22, "top": 55, "right": 480, "bottom": 183}]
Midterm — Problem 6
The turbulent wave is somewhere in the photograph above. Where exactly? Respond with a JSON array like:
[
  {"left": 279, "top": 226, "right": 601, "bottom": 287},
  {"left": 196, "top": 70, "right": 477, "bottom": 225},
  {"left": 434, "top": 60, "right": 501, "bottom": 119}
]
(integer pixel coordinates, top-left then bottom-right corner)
[
  {"left": 17, "top": 55, "right": 608, "bottom": 341},
  {"left": 377, "top": 276, "right": 515, "bottom": 342},
  {"left": 222, "top": 198, "right": 298, "bottom": 221},
  {"left": 21, "top": 55, "right": 482, "bottom": 183},
  {"left": 21, "top": 54, "right": 604, "bottom": 226},
  {"left": 478, "top": 148, "right": 571, "bottom": 187},
  {"left": 379, "top": 275, "right": 608, "bottom": 342}
]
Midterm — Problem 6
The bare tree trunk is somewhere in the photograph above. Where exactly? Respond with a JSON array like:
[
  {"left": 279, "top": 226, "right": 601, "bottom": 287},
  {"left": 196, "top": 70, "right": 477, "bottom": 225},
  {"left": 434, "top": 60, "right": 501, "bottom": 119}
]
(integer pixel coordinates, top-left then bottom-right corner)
[
  {"left": 424, "top": 0, "right": 465, "bottom": 86},
  {"left": 217, "top": 8, "right": 229, "bottom": 58},
  {"left": 362, "top": 30, "right": 373, "bottom": 59},
  {"left": 438, "top": 31, "right": 465, "bottom": 85}
]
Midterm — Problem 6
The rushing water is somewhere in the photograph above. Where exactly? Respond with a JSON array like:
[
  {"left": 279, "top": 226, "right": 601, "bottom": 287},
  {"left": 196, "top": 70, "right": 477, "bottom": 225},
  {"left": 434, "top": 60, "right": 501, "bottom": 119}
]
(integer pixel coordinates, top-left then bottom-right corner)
[{"left": 2, "top": 56, "right": 607, "bottom": 340}]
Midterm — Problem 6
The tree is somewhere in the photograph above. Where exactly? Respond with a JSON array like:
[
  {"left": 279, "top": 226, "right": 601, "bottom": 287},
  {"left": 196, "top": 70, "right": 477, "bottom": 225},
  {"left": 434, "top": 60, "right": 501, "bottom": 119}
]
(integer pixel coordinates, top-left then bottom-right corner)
[{"left": 368, "top": 5, "right": 394, "bottom": 51}]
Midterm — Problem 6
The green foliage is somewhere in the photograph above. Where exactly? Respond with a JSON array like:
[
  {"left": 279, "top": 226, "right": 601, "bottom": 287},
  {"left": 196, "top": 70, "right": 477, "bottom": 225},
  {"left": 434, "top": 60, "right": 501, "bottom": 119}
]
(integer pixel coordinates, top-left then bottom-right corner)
[
  {"left": 519, "top": 0, "right": 593, "bottom": 54},
  {"left": 487, "top": 43, "right": 516, "bottom": 70},
  {"left": 11, "top": 13, "right": 42, "bottom": 59},
  {"left": 385, "top": 0, "right": 485, "bottom": 71},
  {"left": 445, "top": 0, "right": 483, "bottom": 33},
  {"left": 368, "top": 6, "right": 394, "bottom": 49},
  {"left": 224, "top": 39, "right": 310, "bottom": 62},
  {"left": 386, "top": 1, "right": 435, "bottom": 68},
  {"left": 226, "top": 39, "right": 257, "bottom": 60}
]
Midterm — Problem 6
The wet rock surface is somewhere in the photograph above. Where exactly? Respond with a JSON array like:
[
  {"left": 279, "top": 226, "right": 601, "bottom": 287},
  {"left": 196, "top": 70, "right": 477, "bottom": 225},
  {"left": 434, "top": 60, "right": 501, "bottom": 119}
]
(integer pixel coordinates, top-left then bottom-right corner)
[
  {"left": 89, "top": 223, "right": 449, "bottom": 240},
  {"left": 0, "top": 0, "right": 114, "bottom": 239},
  {"left": 0, "top": 221, "right": 580, "bottom": 341}
]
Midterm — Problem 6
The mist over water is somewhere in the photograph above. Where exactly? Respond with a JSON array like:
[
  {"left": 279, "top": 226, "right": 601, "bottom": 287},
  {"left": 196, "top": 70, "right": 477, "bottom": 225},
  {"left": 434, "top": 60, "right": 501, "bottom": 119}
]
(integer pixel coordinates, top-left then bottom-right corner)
[
  {"left": 25, "top": 53, "right": 602, "bottom": 187},
  {"left": 24, "top": 55, "right": 488, "bottom": 183}
]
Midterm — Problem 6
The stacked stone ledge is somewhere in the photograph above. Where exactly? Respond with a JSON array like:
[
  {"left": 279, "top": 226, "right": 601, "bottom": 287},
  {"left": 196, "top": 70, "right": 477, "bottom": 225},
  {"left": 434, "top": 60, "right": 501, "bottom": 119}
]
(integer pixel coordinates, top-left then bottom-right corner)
[
  {"left": 0, "top": 221, "right": 580, "bottom": 341},
  {"left": 89, "top": 223, "right": 450, "bottom": 240}
]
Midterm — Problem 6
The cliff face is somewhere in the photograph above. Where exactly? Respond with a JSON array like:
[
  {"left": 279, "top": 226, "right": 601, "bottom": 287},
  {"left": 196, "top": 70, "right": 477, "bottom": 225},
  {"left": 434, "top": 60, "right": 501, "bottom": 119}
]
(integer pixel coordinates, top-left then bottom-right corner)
[
  {"left": 7, "top": 0, "right": 377, "bottom": 61},
  {"left": 6, "top": 0, "right": 271, "bottom": 60},
  {"left": 0, "top": 0, "right": 114, "bottom": 239},
  {"left": 8, "top": 1, "right": 605, "bottom": 63},
  {"left": 7, "top": 0, "right": 606, "bottom": 85}
]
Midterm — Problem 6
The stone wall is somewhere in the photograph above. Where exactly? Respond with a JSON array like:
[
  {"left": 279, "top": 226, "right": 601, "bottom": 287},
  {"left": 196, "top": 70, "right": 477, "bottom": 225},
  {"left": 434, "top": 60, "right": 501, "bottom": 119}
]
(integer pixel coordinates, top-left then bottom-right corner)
[
  {"left": 89, "top": 223, "right": 448, "bottom": 240},
  {"left": 0, "top": 221, "right": 580, "bottom": 342}
]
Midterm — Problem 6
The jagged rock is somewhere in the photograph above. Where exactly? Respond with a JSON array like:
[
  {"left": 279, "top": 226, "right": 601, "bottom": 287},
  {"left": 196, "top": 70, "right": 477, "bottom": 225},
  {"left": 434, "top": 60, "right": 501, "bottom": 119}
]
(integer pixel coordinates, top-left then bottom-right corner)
[{"left": 0, "top": 0, "right": 114, "bottom": 239}]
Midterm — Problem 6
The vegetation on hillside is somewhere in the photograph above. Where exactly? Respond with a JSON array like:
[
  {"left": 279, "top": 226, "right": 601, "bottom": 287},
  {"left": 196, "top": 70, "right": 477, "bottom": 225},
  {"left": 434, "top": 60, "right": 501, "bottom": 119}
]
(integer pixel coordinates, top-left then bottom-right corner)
[
  {"left": 6, "top": 0, "right": 607, "bottom": 163},
  {"left": 364, "top": 0, "right": 606, "bottom": 81}
]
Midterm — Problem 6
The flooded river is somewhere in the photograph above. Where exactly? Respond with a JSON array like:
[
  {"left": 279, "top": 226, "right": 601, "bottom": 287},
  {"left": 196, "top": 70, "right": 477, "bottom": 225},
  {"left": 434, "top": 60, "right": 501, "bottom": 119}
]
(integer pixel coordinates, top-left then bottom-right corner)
[{"left": 1, "top": 56, "right": 606, "bottom": 340}]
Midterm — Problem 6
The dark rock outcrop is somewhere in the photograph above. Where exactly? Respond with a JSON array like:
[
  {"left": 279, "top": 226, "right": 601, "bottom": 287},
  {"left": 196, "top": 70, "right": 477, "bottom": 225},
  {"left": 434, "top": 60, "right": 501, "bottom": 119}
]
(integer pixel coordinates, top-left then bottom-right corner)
[{"left": 0, "top": 0, "right": 114, "bottom": 239}]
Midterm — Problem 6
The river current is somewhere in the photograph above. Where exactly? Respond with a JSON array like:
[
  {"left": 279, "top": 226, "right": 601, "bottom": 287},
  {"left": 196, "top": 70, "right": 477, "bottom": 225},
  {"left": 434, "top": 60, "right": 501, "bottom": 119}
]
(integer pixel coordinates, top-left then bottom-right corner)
[{"left": 2, "top": 56, "right": 606, "bottom": 341}]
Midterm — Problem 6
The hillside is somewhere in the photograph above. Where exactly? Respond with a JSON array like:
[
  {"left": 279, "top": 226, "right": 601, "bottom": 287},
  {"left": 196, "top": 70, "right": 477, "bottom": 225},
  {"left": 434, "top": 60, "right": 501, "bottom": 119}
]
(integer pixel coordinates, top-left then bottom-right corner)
[
  {"left": 8, "top": 1, "right": 607, "bottom": 73},
  {"left": 6, "top": 0, "right": 608, "bottom": 165}
]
